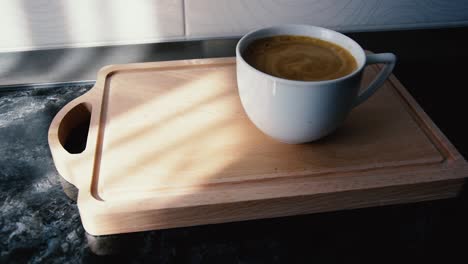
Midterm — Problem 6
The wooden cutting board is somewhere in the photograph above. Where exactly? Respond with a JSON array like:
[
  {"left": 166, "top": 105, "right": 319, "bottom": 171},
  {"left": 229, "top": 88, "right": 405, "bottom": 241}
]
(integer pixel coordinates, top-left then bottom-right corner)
[{"left": 48, "top": 57, "right": 468, "bottom": 236}]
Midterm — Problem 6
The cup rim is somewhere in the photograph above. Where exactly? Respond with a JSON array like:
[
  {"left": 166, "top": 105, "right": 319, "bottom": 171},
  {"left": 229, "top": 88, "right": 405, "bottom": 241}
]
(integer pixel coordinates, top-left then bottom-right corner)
[{"left": 236, "top": 24, "right": 367, "bottom": 85}]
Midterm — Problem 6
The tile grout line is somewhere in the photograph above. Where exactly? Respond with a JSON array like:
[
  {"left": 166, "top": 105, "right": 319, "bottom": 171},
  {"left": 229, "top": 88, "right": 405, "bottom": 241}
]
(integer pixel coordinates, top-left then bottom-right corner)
[{"left": 182, "top": 0, "right": 187, "bottom": 39}]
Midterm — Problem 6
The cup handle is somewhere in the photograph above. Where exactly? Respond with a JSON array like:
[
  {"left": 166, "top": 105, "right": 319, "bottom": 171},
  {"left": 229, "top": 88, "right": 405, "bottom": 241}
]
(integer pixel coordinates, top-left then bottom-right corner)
[{"left": 353, "top": 53, "right": 397, "bottom": 107}]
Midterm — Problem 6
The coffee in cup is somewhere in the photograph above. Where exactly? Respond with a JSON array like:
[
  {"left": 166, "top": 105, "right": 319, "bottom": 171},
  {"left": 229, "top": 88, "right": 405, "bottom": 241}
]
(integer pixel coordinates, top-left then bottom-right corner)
[{"left": 243, "top": 35, "right": 357, "bottom": 81}]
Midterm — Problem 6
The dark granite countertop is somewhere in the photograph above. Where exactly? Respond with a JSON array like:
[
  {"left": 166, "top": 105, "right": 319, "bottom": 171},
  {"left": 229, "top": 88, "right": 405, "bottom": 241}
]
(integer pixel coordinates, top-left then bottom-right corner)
[
  {"left": 0, "top": 84, "right": 90, "bottom": 263},
  {"left": 1, "top": 27, "right": 468, "bottom": 263}
]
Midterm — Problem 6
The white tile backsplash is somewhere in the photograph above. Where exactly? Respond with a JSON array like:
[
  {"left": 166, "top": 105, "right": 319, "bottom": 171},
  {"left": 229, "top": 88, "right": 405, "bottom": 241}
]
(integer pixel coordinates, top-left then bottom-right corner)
[
  {"left": 185, "top": 0, "right": 468, "bottom": 38},
  {"left": 0, "top": 0, "right": 468, "bottom": 52},
  {"left": 0, "top": 0, "right": 185, "bottom": 52}
]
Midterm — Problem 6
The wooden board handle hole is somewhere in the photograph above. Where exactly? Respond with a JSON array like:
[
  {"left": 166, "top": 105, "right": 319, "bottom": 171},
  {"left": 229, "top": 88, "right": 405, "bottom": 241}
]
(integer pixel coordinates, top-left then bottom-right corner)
[{"left": 58, "top": 102, "right": 92, "bottom": 154}]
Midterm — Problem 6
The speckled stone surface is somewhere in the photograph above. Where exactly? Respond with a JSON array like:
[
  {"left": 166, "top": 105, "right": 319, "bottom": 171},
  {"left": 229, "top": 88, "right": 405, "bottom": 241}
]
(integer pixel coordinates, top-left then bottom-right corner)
[{"left": 0, "top": 85, "right": 90, "bottom": 263}]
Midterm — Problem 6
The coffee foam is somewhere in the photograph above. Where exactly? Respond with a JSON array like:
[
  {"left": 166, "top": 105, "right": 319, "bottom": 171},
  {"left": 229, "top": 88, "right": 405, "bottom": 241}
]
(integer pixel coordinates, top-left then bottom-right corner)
[{"left": 243, "top": 35, "right": 357, "bottom": 81}]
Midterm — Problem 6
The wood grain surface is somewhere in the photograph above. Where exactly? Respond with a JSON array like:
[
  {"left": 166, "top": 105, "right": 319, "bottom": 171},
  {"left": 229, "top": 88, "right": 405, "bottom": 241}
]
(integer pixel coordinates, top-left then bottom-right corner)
[{"left": 48, "top": 58, "right": 468, "bottom": 235}]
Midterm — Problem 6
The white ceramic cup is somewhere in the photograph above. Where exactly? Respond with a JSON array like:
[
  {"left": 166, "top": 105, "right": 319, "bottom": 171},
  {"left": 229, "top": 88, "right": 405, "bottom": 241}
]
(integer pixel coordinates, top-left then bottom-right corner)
[{"left": 236, "top": 24, "right": 396, "bottom": 143}]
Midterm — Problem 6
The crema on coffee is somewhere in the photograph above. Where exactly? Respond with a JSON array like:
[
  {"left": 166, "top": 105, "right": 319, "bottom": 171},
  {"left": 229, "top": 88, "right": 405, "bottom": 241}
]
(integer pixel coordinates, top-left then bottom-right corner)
[{"left": 243, "top": 35, "right": 358, "bottom": 81}]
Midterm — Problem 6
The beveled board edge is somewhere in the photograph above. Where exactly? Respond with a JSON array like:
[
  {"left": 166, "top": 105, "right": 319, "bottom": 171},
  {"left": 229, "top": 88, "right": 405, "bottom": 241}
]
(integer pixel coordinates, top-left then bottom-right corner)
[
  {"left": 387, "top": 71, "right": 465, "bottom": 163},
  {"left": 80, "top": 179, "right": 465, "bottom": 235}
]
